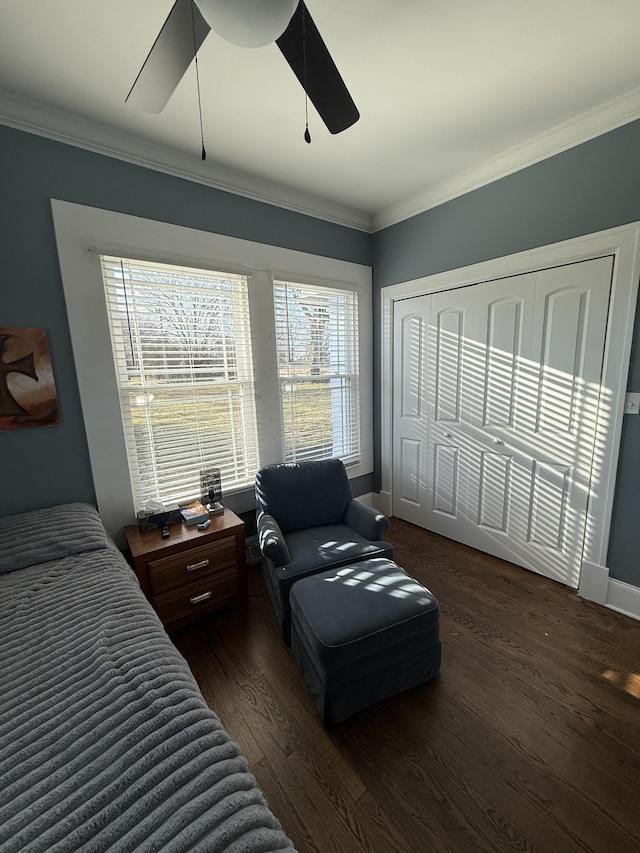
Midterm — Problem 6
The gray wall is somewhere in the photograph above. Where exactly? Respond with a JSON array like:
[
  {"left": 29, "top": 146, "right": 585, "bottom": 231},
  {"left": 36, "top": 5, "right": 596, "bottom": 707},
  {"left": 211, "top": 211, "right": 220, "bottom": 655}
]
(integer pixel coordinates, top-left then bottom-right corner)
[
  {"left": 372, "top": 118, "right": 640, "bottom": 587},
  {"left": 0, "top": 125, "right": 372, "bottom": 517},
  {"left": 2, "top": 118, "right": 639, "bottom": 586}
]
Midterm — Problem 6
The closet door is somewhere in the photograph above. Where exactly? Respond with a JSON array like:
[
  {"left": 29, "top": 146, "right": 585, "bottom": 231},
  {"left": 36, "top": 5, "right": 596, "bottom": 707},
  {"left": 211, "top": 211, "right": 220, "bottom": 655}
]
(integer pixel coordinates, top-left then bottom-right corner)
[
  {"left": 503, "top": 257, "right": 613, "bottom": 586},
  {"left": 431, "top": 275, "right": 536, "bottom": 563},
  {"left": 422, "top": 286, "right": 475, "bottom": 543},
  {"left": 392, "top": 256, "right": 613, "bottom": 588}
]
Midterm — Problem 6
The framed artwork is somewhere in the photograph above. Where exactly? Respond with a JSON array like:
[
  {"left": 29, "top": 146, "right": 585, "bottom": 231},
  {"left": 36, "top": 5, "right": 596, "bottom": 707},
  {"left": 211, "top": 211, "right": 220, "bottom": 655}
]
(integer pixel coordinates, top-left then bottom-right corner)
[{"left": 0, "top": 327, "right": 61, "bottom": 431}]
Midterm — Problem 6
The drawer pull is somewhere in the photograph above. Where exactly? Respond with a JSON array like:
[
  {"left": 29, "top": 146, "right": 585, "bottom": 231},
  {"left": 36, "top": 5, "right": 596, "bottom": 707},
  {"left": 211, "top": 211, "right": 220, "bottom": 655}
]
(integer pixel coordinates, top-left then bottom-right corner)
[
  {"left": 190, "top": 591, "right": 212, "bottom": 605},
  {"left": 187, "top": 559, "right": 209, "bottom": 572}
]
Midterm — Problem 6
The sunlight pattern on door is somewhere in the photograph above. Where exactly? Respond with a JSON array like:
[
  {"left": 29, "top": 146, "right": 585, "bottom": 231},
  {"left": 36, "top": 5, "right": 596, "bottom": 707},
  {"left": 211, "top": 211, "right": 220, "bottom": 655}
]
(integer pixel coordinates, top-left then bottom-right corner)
[{"left": 393, "top": 256, "right": 614, "bottom": 589}]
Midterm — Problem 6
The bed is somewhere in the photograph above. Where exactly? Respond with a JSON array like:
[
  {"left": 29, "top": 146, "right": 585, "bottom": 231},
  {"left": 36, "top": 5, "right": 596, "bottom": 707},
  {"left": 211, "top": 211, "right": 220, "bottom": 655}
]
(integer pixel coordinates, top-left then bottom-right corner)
[{"left": 0, "top": 503, "right": 296, "bottom": 853}]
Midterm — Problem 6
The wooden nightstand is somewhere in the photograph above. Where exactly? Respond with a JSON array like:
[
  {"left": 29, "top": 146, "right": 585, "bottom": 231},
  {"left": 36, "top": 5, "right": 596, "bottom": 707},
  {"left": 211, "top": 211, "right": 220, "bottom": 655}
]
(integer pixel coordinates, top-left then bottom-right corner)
[{"left": 125, "top": 507, "right": 247, "bottom": 631}]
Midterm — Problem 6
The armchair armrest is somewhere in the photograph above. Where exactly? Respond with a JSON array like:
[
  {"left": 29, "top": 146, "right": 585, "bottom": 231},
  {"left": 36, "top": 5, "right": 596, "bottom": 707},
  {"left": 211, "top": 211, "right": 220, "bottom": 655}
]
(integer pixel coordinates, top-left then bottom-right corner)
[
  {"left": 345, "top": 500, "right": 390, "bottom": 541},
  {"left": 257, "top": 512, "right": 291, "bottom": 567}
]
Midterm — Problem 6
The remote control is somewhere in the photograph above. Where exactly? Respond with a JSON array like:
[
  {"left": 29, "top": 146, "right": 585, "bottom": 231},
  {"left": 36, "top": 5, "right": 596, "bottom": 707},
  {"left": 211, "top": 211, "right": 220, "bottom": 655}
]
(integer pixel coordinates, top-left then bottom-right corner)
[
  {"left": 161, "top": 525, "right": 170, "bottom": 538},
  {"left": 197, "top": 519, "right": 211, "bottom": 531}
]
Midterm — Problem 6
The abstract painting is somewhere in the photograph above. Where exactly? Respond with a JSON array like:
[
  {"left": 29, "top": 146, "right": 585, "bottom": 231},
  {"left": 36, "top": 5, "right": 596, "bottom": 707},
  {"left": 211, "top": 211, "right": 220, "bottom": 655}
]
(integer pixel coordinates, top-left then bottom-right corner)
[{"left": 0, "top": 327, "right": 61, "bottom": 431}]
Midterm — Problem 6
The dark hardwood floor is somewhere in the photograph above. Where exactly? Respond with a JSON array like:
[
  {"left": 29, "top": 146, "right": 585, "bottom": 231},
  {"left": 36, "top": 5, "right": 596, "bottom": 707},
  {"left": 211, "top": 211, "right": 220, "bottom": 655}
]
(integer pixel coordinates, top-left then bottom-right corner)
[{"left": 172, "top": 518, "right": 640, "bottom": 853}]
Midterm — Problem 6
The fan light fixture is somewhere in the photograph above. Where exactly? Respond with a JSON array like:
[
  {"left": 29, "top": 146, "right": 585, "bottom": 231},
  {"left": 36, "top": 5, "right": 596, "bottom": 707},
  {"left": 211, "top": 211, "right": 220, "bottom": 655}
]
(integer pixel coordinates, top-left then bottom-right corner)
[
  {"left": 195, "top": 0, "right": 297, "bottom": 48},
  {"left": 126, "top": 0, "right": 360, "bottom": 136}
]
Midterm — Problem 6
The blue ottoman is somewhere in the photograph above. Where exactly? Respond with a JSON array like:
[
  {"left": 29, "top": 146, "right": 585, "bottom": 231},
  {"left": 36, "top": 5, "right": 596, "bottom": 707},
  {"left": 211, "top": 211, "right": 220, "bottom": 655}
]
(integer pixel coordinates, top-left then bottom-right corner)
[{"left": 289, "top": 557, "right": 441, "bottom": 724}]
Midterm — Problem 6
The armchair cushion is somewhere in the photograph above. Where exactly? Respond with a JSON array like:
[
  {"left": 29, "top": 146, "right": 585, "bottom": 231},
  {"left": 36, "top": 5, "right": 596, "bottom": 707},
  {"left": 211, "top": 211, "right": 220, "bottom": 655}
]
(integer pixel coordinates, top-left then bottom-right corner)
[
  {"left": 284, "top": 524, "right": 391, "bottom": 578},
  {"left": 255, "top": 459, "right": 352, "bottom": 533}
]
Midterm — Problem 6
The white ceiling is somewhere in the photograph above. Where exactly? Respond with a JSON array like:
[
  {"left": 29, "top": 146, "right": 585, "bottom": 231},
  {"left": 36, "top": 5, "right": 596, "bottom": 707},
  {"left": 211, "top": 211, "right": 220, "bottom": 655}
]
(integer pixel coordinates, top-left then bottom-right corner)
[{"left": 1, "top": 0, "right": 640, "bottom": 231}]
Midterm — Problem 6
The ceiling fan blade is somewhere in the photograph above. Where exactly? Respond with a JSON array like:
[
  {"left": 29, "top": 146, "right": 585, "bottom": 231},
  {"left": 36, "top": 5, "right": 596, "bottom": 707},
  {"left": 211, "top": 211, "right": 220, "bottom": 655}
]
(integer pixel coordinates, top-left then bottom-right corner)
[
  {"left": 276, "top": 2, "right": 359, "bottom": 135},
  {"left": 126, "top": 0, "right": 210, "bottom": 113}
]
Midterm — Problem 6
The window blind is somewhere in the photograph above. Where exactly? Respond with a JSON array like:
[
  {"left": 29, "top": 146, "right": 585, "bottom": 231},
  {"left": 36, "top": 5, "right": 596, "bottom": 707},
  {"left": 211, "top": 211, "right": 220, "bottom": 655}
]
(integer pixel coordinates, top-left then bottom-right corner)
[
  {"left": 273, "top": 279, "right": 360, "bottom": 465},
  {"left": 100, "top": 255, "right": 259, "bottom": 510}
]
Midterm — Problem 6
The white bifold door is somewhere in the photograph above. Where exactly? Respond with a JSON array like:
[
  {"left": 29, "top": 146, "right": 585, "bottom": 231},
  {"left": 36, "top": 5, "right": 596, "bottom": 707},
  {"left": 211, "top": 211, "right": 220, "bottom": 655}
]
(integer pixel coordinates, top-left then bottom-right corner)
[{"left": 392, "top": 255, "right": 614, "bottom": 588}]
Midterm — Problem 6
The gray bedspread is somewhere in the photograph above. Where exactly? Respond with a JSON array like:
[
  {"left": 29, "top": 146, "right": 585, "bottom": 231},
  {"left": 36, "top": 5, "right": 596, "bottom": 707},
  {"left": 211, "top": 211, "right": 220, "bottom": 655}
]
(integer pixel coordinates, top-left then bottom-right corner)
[{"left": 0, "top": 504, "right": 295, "bottom": 853}]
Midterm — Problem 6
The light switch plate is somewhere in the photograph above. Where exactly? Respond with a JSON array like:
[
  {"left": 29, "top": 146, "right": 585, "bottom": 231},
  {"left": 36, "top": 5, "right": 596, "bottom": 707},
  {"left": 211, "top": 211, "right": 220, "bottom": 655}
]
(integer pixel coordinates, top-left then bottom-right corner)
[{"left": 624, "top": 392, "right": 640, "bottom": 414}]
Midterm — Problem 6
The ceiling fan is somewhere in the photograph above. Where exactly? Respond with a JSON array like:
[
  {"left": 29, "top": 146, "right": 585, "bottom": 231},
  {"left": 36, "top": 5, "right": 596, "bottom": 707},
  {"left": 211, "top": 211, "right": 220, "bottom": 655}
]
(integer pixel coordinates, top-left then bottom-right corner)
[{"left": 126, "top": 0, "right": 359, "bottom": 136}]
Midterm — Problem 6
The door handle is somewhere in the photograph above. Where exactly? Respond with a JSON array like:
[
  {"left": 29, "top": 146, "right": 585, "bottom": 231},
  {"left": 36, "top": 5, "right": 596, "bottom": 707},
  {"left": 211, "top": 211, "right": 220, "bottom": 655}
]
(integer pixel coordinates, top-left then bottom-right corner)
[
  {"left": 493, "top": 438, "right": 505, "bottom": 445},
  {"left": 443, "top": 432, "right": 452, "bottom": 438}
]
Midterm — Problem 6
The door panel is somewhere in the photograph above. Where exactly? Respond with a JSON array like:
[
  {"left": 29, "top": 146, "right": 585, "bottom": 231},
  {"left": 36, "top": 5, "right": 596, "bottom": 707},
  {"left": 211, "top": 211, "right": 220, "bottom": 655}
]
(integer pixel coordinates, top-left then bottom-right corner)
[
  {"left": 483, "top": 298, "right": 523, "bottom": 428},
  {"left": 526, "top": 461, "right": 571, "bottom": 552},
  {"left": 399, "top": 438, "right": 422, "bottom": 505},
  {"left": 477, "top": 451, "right": 512, "bottom": 532},
  {"left": 536, "top": 288, "right": 589, "bottom": 435},
  {"left": 434, "top": 308, "right": 463, "bottom": 424},
  {"left": 432, "top": 443, "right": 460, "bottom": 517},
  {"left": 400, "top": 314, "right": 424, "bottom": 418},
  {"left": 392, "top": 297, "right": 429, "bottom": 525}
]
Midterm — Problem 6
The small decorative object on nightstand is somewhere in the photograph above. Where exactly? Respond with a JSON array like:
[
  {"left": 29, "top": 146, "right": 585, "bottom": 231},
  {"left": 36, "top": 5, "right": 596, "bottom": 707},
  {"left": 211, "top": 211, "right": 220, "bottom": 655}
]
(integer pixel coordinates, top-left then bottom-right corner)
[
  {"left": 125, "top": 507, "right": 247, "bottom": 631},
  {"left": 200, "top": 467, "right": 223, "bottom": 515}
]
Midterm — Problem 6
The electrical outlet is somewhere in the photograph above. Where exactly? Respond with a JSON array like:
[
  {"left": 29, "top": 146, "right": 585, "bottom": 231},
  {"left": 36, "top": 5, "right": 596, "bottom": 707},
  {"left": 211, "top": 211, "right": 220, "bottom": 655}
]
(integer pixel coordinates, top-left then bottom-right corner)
[{"left": 624, "top": 392, "right": 640, "bottom": 414}]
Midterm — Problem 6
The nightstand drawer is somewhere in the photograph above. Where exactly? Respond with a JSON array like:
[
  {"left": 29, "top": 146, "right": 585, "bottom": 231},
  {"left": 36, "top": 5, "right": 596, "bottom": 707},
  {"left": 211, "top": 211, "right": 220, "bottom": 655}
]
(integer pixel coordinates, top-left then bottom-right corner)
[
  {"left": 153, "top": 570, "right": 240, "bottom": 626},
  {"left": 148, "top": 535, "right": 238, "bottom": 596}
]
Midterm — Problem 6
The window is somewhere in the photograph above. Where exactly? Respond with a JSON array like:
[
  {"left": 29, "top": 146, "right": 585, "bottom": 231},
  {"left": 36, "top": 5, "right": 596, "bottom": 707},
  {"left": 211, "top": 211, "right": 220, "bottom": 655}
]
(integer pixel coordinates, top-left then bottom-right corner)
[
  {"left": 54, "top": 201, "right": 372, "bottom": 535},
  {"left": 274, "top": 279, "right": 360, "bottom": 464},
  {"left": 101, "top": 260, "right": 363, "bottom": 510},
  {"left": 100, "top": 256, "right": 259, "bottom": 510}
]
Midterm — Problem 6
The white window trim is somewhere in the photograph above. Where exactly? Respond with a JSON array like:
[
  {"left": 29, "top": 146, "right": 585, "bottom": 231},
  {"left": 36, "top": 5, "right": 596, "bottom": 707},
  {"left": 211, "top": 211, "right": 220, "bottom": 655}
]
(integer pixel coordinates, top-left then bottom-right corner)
[{"left": 52, "top": 200, "right": 373, "bottom": 538}]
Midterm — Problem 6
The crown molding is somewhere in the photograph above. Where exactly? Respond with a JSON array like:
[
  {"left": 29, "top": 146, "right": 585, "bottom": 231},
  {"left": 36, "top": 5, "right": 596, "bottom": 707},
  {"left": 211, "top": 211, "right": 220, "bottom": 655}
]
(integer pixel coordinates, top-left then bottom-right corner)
[
  {"left": 371, "top": 85, "right": 640, "bottom": 232},
  {"left": 3, "top": 85, "right": 640, "bottom": 237},
  {"left": 0, "top": 91, "right": 372, "bottom": 233}
]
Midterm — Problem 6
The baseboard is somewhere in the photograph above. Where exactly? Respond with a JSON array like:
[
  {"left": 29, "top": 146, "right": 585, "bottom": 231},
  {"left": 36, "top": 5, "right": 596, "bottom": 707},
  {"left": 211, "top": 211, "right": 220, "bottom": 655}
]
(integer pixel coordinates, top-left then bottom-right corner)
[
  {"left": 606, "top": 577, "right": 640, "bottom": 621},
  {"left": 355, "top": 492, "right": 374, "bottom": 507},
  {"left": 579, "top": 560, "right": 640, "bottom": 622},
  {"left": 246, "top": 534, "right": 262, "bottom": 565},
  {"left": 578, "top": 560, "right": 609, "bottom": 604},
  {"left": 372, "top": 490, "right": 392, "bottom": 516},
  {"left": 363, "top": 490, "right": 392, "bottom": 515}
]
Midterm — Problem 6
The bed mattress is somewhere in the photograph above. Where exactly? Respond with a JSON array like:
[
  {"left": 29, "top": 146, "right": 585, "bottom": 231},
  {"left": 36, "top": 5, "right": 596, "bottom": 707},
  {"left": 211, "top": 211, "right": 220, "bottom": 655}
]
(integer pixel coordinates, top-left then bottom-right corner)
[{"left": 0, "top": 503, "right": 295, "bottom": 853}]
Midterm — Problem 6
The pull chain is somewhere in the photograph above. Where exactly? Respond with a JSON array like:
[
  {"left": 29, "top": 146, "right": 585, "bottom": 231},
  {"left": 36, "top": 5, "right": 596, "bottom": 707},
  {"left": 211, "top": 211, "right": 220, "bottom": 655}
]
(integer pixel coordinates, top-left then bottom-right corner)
[
  {"left": 302, "top": 4, "right": 311, "bottom": 143},
  {"left": 304, "top": 94, "right": 311, "bottom": 144},
  {"left": 191, "top": 2, "right": 206, "bottom": 160}
]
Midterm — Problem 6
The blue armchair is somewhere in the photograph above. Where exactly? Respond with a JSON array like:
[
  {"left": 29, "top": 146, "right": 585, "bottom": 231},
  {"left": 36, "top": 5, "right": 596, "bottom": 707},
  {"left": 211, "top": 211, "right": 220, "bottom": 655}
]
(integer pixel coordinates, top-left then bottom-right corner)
[{"left": 255, "top": 458, "right": 393, "bottom": 642}]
